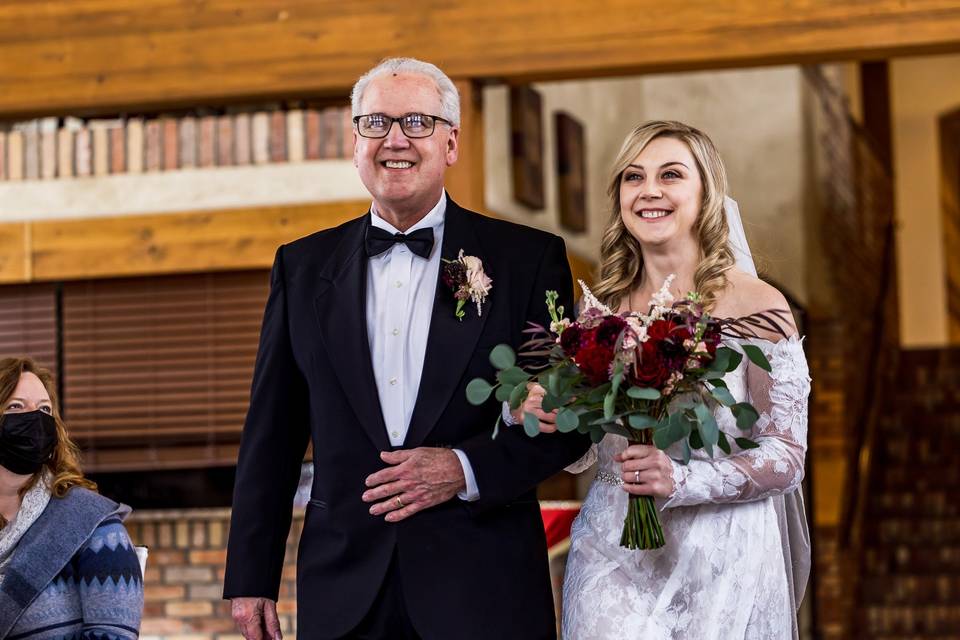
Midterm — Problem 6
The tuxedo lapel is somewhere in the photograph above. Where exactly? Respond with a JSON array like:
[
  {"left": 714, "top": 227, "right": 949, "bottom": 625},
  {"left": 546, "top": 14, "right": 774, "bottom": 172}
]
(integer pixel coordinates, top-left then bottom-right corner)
[
  {"left": 313, "top": 216, "right": 391, "bottom": 452},
  {"left": 405, "top": 201, "right": 490, "bottom": 447}
]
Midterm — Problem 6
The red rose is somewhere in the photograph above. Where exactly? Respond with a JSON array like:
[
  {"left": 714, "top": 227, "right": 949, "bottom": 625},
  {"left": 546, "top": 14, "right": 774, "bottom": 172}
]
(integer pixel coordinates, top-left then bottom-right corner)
[
  {"left": 646, "top": 319, "right": 672, "bottom": 343},
  {"left": 632, "top": 342, "right": 671, "bottom": 388},
  {"left": 574, "top": 342, "right": 616, "bottom": 385}
]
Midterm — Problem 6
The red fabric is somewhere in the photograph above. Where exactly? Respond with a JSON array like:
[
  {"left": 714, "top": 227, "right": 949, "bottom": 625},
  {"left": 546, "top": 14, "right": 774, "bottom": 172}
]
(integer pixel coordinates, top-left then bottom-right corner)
[{"left": 540, "top": 504, "right": 581, "bottom": 549}]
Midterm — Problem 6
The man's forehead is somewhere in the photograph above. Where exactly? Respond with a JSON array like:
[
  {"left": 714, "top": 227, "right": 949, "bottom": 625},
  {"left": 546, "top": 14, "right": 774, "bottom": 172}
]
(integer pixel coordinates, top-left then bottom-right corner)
[{"left": 361, "top": 73, "right": 442, "bottom": 111}]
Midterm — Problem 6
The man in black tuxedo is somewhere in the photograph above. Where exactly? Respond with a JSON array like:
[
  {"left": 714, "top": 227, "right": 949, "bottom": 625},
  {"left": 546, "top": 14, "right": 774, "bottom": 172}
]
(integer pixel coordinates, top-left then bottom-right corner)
[{"left": 224, "top": 57, "right": 589, "bottom": 640}]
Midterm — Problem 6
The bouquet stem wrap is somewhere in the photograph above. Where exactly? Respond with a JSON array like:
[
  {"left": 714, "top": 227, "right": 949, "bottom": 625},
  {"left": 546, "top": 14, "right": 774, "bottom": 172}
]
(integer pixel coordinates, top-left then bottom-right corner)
[{"left": 620, "top": 424, "right": 666, "bottom": 550}]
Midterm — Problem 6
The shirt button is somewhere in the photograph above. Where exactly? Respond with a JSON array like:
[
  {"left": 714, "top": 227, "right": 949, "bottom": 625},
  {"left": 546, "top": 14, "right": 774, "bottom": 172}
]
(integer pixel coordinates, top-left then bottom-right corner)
[
  {"left": 392, "top": 328, "right": 400, "bottom": 336},
  {"left": 395, "top": 281, "right": 403, "bottom": 288},
  {"left": 389, "top": 377, "right": 398, "bottom": 385}
]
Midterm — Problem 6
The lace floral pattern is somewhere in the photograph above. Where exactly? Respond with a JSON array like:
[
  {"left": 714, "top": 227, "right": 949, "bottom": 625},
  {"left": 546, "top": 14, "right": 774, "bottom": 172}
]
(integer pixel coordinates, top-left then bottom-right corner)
[{"left": 561, "top": 336, "right": 810, "bottom": 640}]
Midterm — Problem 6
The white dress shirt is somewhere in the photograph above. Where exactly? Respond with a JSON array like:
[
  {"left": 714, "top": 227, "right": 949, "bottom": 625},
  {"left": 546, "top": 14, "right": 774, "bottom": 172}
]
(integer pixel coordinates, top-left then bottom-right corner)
[{"left": 366, "top": 192, "right": 479, "bottom": 501}]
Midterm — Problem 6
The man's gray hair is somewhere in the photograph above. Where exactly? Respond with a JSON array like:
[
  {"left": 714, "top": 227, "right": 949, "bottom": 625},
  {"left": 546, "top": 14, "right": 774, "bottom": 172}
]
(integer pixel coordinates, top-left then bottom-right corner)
[{"left": 351, "top": 57, "right": 461, "bottom": 127}]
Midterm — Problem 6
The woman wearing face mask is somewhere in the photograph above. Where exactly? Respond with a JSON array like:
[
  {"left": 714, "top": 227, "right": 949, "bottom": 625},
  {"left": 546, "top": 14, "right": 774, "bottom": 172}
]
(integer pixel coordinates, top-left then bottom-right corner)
[
  {"left": 515, "top": 121, "right": 811, "bottom": 639},
  {"left": 0, "top": 357, "right": 143, "bottom": 637}
]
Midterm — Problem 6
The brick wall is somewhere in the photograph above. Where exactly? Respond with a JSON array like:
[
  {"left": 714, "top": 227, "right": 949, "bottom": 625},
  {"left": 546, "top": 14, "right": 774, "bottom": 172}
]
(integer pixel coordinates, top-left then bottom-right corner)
[{"left": 126, "top": 508, "right": 302, "bottom": 640}]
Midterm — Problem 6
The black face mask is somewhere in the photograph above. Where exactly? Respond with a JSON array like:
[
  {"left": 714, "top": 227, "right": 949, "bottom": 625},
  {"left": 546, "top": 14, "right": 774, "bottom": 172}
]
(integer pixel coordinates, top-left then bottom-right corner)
[{"left": 0, "top": 410, "right": 58, "bottom": 475}]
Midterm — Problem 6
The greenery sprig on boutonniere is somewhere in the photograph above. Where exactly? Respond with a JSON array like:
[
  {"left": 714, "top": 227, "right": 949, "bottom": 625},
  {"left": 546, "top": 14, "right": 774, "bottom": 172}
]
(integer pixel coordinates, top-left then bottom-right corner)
[{"left": 442, "top": 250, "right": 492, "bottom": 321}]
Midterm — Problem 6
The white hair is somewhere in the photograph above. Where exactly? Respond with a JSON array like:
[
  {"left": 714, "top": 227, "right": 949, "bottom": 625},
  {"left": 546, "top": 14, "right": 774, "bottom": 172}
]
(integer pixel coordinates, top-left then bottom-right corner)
[{"left": 351, "top": 57, "right": 461, "bottom": 127}]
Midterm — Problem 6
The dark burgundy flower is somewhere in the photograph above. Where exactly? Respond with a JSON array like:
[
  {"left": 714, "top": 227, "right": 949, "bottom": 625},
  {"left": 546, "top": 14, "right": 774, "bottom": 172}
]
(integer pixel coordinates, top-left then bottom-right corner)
[
  {"left": 559, "top": 324, "right": 584, "bottom": 357},
  {"left": 595, "top": 316, "right": 627, "bottom": 348},
  {"left": 442, "top": 261, "right": 466, "bottom": 291}
]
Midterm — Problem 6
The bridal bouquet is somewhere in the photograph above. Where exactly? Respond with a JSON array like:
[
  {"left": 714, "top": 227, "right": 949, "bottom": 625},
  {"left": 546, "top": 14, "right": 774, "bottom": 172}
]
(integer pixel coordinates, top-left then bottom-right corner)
[{"left": 466, "top": 276, "right": 788, "bottom": 550}]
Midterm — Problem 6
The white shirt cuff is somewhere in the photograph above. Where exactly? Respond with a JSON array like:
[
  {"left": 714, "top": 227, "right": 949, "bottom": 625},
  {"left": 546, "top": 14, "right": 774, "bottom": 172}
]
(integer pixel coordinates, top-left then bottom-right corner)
[
  {"left": 452, "top": 448, "right": 480, "bottom": 502},
  {"left": 501, "top": 401, "right": 518, "bottom": 426}
]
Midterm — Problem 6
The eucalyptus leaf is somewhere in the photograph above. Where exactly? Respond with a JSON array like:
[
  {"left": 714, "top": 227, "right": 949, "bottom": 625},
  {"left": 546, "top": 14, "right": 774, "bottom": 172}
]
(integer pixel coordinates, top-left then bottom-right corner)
[
  {"left": 603, "top": 388, "right": 616, "bottom": 420},
  {"left": 695, "top": 404, "right": 719, "bottom": 458},
  {"left": 603, "top": 421, "right": 632, "bottom": 439},
  {"left": 725, "top": 349, "right": 744, "bottom": 372},
  {"left": 589, "top": 428, "right": 605, "bottom": 444},
  {"left": 495, "top": 383, "right": 514, "bottom": 403},
  {"left": 556, "top": 407, "right": 580, "bottom": 432},
  {"left": 610, "top": 362, "right": 624, "bottom": 396},
  {"left": 508, "top": 382, "right": 527, "bottom": 410},
  {"left": 708, "top": 385, "right": 737, "bottom": 407},
  {"left": 735, "top": 436, "right": 760, "bottom": 450},
  {"left": 717, "top": 431, "right": 732, "bottom": 455},
  {"left": 546, "top": 371, "right": 563, "bottom": 398},
  {"left": 489, "top": 344, "right": 516, "bottom": 370},
  {"left": 732, "top": 402, "right": 760, "bottom": 430},
  {"left": 627, "top": 387, "right": 661, "bottom": 400},
  {"left": 689, "top": 429, "right": 703, "bottom": 450},
  {"left": 708, "top": 378, "right": 728, "bottom": 389},
  {"left": 523, "top": 412, "right": 541, "bottom": 437},
  {"left": 707, "top": 348, "right": 731, "bottom": 375},
  {"left": 541, "top": 393, "right": 561, "bottom": 413},
  {"left": 680, "top": 440, "right": 692, "bottom": 465},
  {"left": 742, "top": 344, "right": 772, "bottom": 372},
  {"left": 653, "top": 412, "right": 689, "bottom": 450},
  {"left": 466, "top": 378, "right": 494, "bottom": 405},
  {"left": 498, "top": 366, "right": 529, "bottom": 387},
  {"left": 628, "top": 414, "right": 659, "bottom": 430},
  {"left": 653, "top": 427, "right": 679, "bottom": 450}
]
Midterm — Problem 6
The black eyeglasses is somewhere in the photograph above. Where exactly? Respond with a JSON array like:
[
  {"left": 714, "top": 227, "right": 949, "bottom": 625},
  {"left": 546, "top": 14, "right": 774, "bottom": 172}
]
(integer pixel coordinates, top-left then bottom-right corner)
[{"left": 353, "top": 113, "right": 453, "bottom": 139}]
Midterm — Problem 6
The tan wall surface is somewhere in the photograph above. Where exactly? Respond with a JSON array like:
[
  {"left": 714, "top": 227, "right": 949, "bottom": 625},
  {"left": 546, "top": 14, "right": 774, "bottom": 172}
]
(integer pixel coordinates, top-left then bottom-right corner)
[
  {"left": 484, "top": 67, "right": 808, "bottom": 303},
  {"left": 892, "top": 53, "right": 960, "bottom": 347}
]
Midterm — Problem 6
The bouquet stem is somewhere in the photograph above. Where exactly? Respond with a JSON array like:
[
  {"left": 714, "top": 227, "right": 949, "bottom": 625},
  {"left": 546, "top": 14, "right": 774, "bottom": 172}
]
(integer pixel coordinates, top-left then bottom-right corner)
[{"left": 619, "top": 429, "right": 665, "bottom": 550}]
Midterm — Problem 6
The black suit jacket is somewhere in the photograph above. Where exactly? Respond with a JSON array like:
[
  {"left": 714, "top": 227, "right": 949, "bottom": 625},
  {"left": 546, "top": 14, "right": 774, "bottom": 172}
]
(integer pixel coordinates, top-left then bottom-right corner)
[{"left": 224, "top": 197, "right": 590, "bottom": 639}]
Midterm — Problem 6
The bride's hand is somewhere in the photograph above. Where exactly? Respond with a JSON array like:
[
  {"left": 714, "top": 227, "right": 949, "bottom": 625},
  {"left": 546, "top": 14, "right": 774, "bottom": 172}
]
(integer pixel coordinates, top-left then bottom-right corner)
[
  {"left": 511, "top": 383, "right": 558, "bottom": 433},
  {"left": 615, "top": 444, "right": 675, "bottom": 498}
]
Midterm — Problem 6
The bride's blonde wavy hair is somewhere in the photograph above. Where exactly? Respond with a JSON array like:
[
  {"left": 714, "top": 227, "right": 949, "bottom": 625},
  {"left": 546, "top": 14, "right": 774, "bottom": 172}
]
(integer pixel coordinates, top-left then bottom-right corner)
[{"left": 593, "top": 120, "right": 735, "bottom": 312}]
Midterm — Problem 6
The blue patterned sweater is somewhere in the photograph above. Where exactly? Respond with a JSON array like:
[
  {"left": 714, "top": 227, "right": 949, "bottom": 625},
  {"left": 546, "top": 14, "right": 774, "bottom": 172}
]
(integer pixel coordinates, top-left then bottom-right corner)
[{"left": 0, "top": 489, "right": 143, "bottom": 639}]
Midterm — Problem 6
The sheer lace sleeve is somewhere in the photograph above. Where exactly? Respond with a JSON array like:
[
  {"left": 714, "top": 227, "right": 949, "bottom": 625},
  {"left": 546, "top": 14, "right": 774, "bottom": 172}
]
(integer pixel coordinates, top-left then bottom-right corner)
[{"left": 663, "top": 336, "right": 810, "bottom": 509}]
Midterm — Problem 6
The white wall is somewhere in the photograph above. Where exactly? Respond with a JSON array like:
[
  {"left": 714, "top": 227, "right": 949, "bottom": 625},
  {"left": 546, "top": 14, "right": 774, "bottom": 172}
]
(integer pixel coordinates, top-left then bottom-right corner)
[
  {"left": 0, "top": 161, "right": 368, "bottom": 221},
  {"left": 891, "top": 53, "right": 960, "bottom": 347},
  {"left": 483, "top": 67, "right": 809, "bottom": 304}
]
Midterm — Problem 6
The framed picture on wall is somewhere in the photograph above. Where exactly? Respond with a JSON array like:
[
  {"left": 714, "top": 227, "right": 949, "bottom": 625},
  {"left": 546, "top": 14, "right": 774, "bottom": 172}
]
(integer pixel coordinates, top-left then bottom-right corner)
[
  {"left": 555, "top": 111, "right": 587, "bottom": 233},
  {"left": 509, "top": 85, "right": 545, "bottom": 209}
]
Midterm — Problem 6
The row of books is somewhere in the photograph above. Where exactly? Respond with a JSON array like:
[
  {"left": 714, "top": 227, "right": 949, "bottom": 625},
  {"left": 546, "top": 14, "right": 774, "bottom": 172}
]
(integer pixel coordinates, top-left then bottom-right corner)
[{"left": 0, "top": 107, "right": 354, "bottom": 182}]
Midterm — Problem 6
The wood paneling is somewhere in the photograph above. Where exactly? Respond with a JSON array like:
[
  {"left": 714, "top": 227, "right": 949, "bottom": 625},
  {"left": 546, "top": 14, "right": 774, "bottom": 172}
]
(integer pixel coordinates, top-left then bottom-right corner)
[
  {"left": 29, "top": 200, "right": 369, "bottom": 280},
  {"left": 445, "top": 79, "right": 485, "bottom": 213},
  {"left": 0, "top": 223, "right": 28, "bottom": 283},
  {"left": 1, "top": 199, "right": 597, "bottom": 285},
  {"left": 3, "top": 0, "right": 960, "bottom": 117}
]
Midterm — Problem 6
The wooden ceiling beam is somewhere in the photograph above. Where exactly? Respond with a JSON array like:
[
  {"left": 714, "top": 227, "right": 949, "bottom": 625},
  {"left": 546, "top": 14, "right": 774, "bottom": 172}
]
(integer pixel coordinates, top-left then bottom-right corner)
[{"left": 3, "top": 0, "right": 960, "bottom": 118}]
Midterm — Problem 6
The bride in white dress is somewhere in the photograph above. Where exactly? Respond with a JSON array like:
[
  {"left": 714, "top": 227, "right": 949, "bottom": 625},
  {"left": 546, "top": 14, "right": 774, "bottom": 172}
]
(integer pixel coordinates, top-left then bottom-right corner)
[{"left": 514, "top": 121, "right": 811, "bottom": 639}]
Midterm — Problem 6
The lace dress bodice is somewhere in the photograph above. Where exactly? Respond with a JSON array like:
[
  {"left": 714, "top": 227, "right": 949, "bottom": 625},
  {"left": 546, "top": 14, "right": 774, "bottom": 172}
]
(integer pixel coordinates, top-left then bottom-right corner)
[{"left": 561, "top": 336, "right": 811, "bottom": 640}]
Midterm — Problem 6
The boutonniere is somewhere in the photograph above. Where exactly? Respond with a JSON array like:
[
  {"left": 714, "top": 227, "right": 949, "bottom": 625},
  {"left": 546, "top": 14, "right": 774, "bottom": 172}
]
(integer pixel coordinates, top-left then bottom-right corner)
[{"left": 442, "top": 250, "right": 493, "bottom": 321}]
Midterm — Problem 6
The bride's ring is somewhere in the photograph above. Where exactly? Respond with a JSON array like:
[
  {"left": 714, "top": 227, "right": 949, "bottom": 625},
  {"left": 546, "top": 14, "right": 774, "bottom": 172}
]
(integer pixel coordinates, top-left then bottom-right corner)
[
  {"left": 634, "top": 471, "right": 640, "bottom": 484},
  {"left": 396, "top": 496, "right": 404, "bottom": 508}
]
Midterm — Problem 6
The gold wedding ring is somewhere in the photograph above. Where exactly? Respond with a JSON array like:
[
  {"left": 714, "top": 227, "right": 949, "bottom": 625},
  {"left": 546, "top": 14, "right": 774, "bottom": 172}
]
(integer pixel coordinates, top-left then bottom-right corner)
[{"left": 396, "top": 496, "right": 404, "bottom": 508}]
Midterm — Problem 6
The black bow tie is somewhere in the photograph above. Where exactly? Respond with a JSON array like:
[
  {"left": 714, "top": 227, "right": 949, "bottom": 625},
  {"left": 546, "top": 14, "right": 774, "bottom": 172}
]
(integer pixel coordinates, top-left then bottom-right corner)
[{"left": 364, "top": 225, "right": 434, "bottom": 259}]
